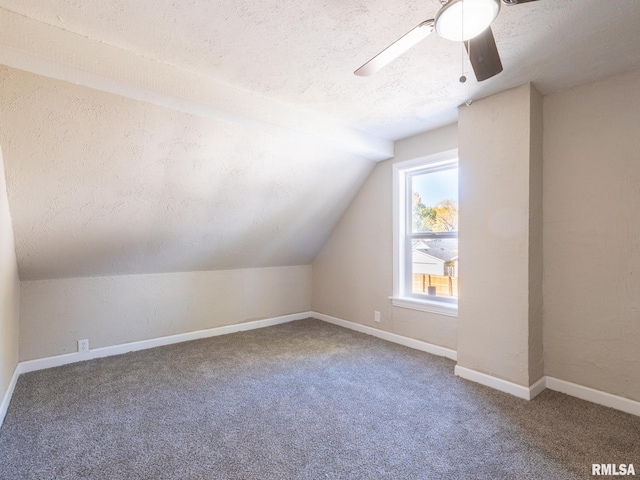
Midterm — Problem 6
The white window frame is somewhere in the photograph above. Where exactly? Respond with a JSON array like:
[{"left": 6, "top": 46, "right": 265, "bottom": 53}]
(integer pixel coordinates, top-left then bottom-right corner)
[{"left": 391, "top": 149, "right": 458, "bottom": 317}]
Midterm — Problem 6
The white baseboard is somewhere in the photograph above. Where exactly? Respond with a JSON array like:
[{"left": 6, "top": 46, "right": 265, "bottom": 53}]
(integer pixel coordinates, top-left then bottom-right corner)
[
  {"left": 454, "top": 365, "right": 546, "bottom": 401},
  {"left": 529, "top": 376, "right": 547, "bottom": 399},
  {"left": 454, "top": 367, "right": 640, "bottom": 416},
  {"left": 546, "top": 376, "right": 640, "bottom": 417},
  {"left": 0, "top": 363, "right": 21, "bottom": 427},
  {"left": 19, "top": 311, "right": 313, "bottom": 374},
  {"left": 312, "top": 311, "right": 457, "bottom": 361}
]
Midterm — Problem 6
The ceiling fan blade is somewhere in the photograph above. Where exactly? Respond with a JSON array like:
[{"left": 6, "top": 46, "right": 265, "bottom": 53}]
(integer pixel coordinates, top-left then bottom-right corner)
[
  {"left": 502, "top": 0, "right": 539, "bottom": 4},
  {"left": 464, "top": 26, "right": 503, "bottom": 82},
  {"left": 354, "top": 20, "right": 434, "bottom": 76}
]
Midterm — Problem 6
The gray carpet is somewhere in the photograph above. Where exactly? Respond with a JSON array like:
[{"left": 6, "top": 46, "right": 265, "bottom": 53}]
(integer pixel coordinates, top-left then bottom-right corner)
[{"left": 1, "top": 319, "right": 638, "bottom": 479}]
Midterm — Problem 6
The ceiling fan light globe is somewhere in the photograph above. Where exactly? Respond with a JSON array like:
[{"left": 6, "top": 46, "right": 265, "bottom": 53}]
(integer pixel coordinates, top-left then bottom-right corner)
[{"left": 435, "top": 0, "right": 501, "bottom": 42}]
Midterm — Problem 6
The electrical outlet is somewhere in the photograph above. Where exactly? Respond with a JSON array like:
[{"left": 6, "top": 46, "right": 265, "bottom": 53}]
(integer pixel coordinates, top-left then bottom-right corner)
[
  {"left": 78, "top": 339, "right": 89, "bottom": 353},
  {"left": 374, "top": 311, "right": 381, "bottom": 323}
]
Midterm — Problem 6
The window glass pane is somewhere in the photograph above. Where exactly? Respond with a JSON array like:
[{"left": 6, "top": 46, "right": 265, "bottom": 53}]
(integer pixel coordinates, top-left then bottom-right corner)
[
  {"left": 411, "top": 168, "right": 458, "bottom": 233},
  {"left": 409, "top": 166, "right": 458, "bottom": 300},
  {"left": 411, "top": 237, "right": 458, "bottom": 299}
]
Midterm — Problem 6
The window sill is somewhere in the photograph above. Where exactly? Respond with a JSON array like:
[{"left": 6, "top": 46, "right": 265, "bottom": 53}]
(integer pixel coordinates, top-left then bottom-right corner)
[{"left": 389, "top": 296, "right": 458, "bottom": 317}]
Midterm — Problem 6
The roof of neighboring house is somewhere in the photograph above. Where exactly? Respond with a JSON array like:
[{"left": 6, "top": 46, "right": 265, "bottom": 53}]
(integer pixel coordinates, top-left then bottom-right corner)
[
  {"left": 413, "top": 250, "right": 444, "bottom": 264},
  {"left": 413, "top": 238, "right": 458, "bottom": 263}
]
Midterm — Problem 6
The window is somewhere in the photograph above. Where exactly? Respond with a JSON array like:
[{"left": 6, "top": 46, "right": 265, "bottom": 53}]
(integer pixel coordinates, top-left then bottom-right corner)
[{"left": 392, "top": 150, "right": 458, "bottom": 316}]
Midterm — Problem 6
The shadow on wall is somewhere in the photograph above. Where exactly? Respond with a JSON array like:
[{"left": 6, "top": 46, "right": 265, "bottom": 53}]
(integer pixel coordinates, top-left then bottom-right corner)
[{"left": 0, "top": 144, "right": 21, "bottom": 416}]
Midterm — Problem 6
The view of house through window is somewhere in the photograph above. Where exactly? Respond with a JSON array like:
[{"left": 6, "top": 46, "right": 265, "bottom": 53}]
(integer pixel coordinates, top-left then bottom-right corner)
[{"left": 408, "top": 165, "right": 458, "bottom": 301}]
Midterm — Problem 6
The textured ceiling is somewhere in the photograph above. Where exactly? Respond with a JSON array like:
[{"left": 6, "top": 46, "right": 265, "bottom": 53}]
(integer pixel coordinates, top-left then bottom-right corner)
[
  {"left": 1, "top": 0, "right": 639, "bottom": 139},
  {"left": 1, "top": 0, "right": 640, "bottom": 280}
]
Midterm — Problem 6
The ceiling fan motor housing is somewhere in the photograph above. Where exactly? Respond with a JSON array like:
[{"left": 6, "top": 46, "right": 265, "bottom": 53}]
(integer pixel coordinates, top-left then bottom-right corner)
[{"left": 435, "top": 0, "right": 501, "bottom": 42}]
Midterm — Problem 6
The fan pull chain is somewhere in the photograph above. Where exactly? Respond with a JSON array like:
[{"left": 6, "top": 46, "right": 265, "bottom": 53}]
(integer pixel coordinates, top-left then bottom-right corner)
[
  {"left": 460, "top": 41, "right": 467, "bottom": 83},
  {"left": 460, "top": 0, "right": 467, "bottom": 83}
]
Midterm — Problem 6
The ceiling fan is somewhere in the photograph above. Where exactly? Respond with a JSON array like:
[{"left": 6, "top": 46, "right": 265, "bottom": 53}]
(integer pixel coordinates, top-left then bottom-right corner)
[{"left": 354, "top": 0, "right": 539, "bottom": 82}]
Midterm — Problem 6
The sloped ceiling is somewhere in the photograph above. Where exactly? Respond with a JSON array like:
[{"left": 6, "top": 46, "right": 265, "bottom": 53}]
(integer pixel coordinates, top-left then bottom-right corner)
[
  {"left": 0, "top": 0, "right": 640, "bottom": 280},
  {"left": 0, "top": 67, "right": 374, "bottom": 279}
]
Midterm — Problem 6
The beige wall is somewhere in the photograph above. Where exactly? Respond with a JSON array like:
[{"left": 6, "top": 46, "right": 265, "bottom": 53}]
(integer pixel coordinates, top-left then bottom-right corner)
[
  {"left": 543, "top": 68, "right": 640, "bottom": 401},
  {"left": 0, "top": 147, "right": 20, "bottom": 403},
  {"left": 457, "top": 84, "right": 543, "bottom": 387},
  {"left": 312, "top": 124, "right": 458, "bottom": 350},
  {"left": 19, "top": 265, "right": 311, "bottom": 361}
]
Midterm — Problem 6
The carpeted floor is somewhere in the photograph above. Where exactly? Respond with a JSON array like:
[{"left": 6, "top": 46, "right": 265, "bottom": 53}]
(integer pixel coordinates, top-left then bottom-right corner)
[{"left": 1, "top": 318, "right": 639, "bottom": 479}]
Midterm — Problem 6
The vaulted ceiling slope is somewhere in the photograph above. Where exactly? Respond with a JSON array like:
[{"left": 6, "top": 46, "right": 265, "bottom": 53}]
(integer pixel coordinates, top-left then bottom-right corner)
[
  {"left": 0, "top": 67, "right": 374, "bottom": 280},
  {"left": 0, "top": 1, "right": 640, "bottom": 280}
]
